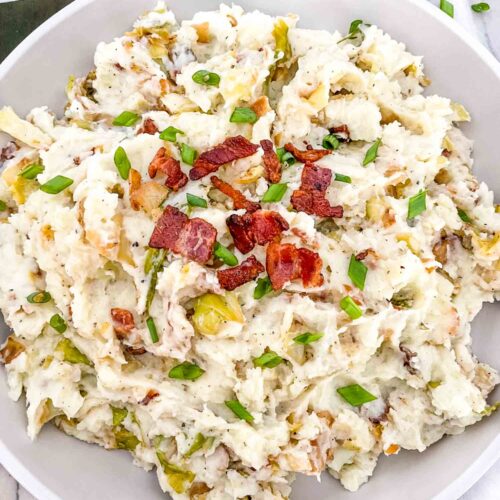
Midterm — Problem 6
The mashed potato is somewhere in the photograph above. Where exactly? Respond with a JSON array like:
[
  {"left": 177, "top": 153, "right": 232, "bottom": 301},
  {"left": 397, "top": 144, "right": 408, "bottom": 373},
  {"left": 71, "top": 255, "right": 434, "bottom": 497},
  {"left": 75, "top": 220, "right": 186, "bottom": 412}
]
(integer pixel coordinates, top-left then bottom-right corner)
[{"left": 0, "top": 2, "right": 498, "bottom": 498}]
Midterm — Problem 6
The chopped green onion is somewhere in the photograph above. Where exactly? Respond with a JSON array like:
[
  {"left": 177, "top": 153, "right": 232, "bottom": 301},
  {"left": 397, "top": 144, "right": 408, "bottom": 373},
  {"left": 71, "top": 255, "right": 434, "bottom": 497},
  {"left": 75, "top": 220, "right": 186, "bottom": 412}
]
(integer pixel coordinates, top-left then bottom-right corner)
[
  {"left": 230, "top": 107, "right": 258, "bottom": 124},
  {"left": 40, "top": 175, "right": 73, "bottom": 194},
  {"left": 145, "top": 249, "right": 166, "bottom": 313},
  {"left": 0, "top": 200, "right": 7, "bottom": 212},
  {"left": 159, "top": 126, "right": 184, "bottom": 142},
  {"left": 168, "top": 361, "right": 205, "bottom": 381},
  {"left": 340, "top": 296, "right": 363, "bottom": 320},
  {"left": 180, "top": 143, "right": 197, "bottom": 166},
  {"left": 276, "top": 147, "right": 296, "bottom": 166},
  {"left": 337, "top": 384, "right": 377, "bottom": 406},
  {"left": 111, "top": 406, "right": 128, "bottom": 426},
  {"left": 114, "top": 428, "right": 140, "bottom": 450},
  {"left": 185, "top": 433, "right": 212, "bottom": 457},
  {"left": 112, "top": 111, "right": 140, "bottom": 127},
  {"left": 114, "top": 146, "right": 131, "bottom": 180},
  {"left": 254, "top": 276, "right": 273, "bottom": 300},
  {"left": 362, "top": 138, "right": 381, "bottom": 166},
  {"left": 214, "top": 242, "right": 238, "bottom": 266},
  {"left": 225, "top": 399, "right": 254, "bottom": 423},
  {"left": 55, "top": 338, "right": 92, "bottom": 366},
  {"left": 471, "top": 3, "right": 490, "bottom": 12},
  {"left": 253, "top": 350, "right": 283, "bottom": 368},
  {"left": 49, "top": 313, "right": 67, "bottom": 333},
  {"left": 19, "top": 163, "right": 44, "bottom": 180},
  {"left": 407, "top": 190, "right": 427, "bottom": 220},
  {"left": 334, "top": 173, "right": 352, "bottom": 184},
  {"left": 186, "top": 193, "right": 208, "bottom": 208},
  {"left": 457, "top": 208, "right": 471, "bottom": 223},
  {"left": 440, "top": 0, "right": 454, "bottom": 17},
  {"left": 293, "top": 332, "right": 324, "bottom": 345},
  {"left": 262, "top": 183, "right": 288, "bottom": 202},
  {"left": 27, "top": 291, "right": 51, "bottom": 304},
  {"left": 146, "top": 317, "right": 159, "bottom": 343},
  {"left": 322, "top": 134, "right": 340, "bottom": 151},
  {"left": 192, "top": 69, "right": 220, "bottom": 87},
  {"left": 348, "top": 255, "right": 368, "bottom": 291}
]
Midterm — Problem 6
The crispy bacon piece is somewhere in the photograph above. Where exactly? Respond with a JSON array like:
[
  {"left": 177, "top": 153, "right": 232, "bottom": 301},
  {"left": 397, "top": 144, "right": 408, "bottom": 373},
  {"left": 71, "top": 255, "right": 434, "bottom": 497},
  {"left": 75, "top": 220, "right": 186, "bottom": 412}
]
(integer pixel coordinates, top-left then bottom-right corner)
[
  {"left": 261, "top": 139, "right": 282, "bottom": 184},
  {"left": 138, "top": 118, "right": 159, "bottom": 135},
  {"left": 284, "top": 143, "right": 331, "bottom": 163},
  {"left": 111, "top": 308, "right": 135, "bottom": 338},
  {"left": 139, "top": 389, "right": 160, "bottom": 405},
  {"left": 291, "top": 163, "right": 343, "bottom": 218},
  {"left": 211, "top": 176, "right": 261, "bottom": 212},
  {"left": 227, "top": 210, "right": 289, "bottom": 254},
  {"left": 149, "top": 206, "right": 217, "bottom": 264},
  {"left": 149, "top": 205, "right": 188, "bottom": 249},
  {"left": 330, "top": 124, "right": 350, "bottom": 142},
  {"left": 217, "top": 255, "right": 265, "bottom": 291},
  {"left": 148, "top": 147, "right": 188, "bottom": 191},
  {"left": 266, "top": 242, "right": 324, "bottom": 290},
  {"left": 189, "top": 136, "right": 259, "bottom": 180}
]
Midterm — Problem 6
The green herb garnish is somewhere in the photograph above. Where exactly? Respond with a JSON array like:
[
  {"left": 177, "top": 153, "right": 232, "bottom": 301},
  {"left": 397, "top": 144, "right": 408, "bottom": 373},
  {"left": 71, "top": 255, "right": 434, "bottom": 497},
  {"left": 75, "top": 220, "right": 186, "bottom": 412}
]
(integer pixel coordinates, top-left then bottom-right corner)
[
  {"left": 186, "top": 193, "right": 208, "bottom": 208},
  {"left": 262, "top": 183, "right": 288, "bottom": 202},
  {"left": 230, "top": 107, "right": 258, "bottom": 124},
  {"left": 112, "top": 111, "right": 140, "bottom": 127},
  {"left": 145, "top": 249, "right": 166, "bottom": 312},
  {"left": 0, "top": 200, "right": 6, "bottom": 212},
  {"left": 471, "top": 3, "right": 490, "bottom": 12},
  {"left": 49, "top": 314, "right": 67, "bottom": 333},
  {"left": 338, "top": 19, "right": 365, "bottom": 44},
  {"left": 337, "top": 384, "right": 377, "bottom": 406},
  {"left": 159, "top": 126, "right": 184, "bottom": 142},
  {"left": 334, "top": 173, "right": 352, "bottom": 183},
  {"left": 293, "top": 332, "right": 324, "bottom": 345},
  {"left": 214, "top": 242, "right": 238, "bottom": 266},
  {"left": 114, "top": 146, "right": 131, "bottom": 180},
  {"left": 457, "top": 207, "right": 471, "bottom": 223},
  {"left": 440, "top": 0, "right": 454, "bottom": 17},
  {"left": 348, "top": 255, "right": 368, "bottom": 291},
  {"left": 40, "top": 175, "right": 73, "bottom": 194},
  {"left": 169, "top": 361, "right": 205, "bottom": 381},
  {"left": 180, "top": 143, "right": 197, "bottom": 166},
  {"left": 19, "top": 163, "right": 44, "bottom": 180},
  {"left": 322, "top": 134, "right": 340, "bottom": 151},
  {"left": 253, "top": 350, "right": 283, "bottom": 368},
  {"left": 362, "top": 138, "right": 381, "bottom": 166},
  {"left": 27, "top": 291, "right": 51, "bottom": 304},
  {"left": 146, "top": 317, "right": 159, "bottom": 343},
  {"left": 253, "top": 276, "right": 273, "bottom": 300},
  {"left": 225, "top": 399, "right": 254, "bottom": 423},
  {"left": 276, "top": 147, "right": 296, "bottom": 166},
  {"left": 184, "top": 433, "right": 213, "bottom": 457},
  {"left": 340, "top": 296, "right": 363, "bottom": 320},
  {"left": 407, "top": 190, "right": 427, "bottom": 220},
  {"left": 192, "top": 70, "right": 220, "bottom": 87}
]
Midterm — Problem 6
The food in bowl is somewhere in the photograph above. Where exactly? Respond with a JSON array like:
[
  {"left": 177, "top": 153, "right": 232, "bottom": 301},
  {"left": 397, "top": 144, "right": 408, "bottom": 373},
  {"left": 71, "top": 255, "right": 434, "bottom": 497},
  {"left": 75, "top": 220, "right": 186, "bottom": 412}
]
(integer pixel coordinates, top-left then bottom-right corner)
[{"left": 0, "top": 1, "right": 498, "bottom": 497}]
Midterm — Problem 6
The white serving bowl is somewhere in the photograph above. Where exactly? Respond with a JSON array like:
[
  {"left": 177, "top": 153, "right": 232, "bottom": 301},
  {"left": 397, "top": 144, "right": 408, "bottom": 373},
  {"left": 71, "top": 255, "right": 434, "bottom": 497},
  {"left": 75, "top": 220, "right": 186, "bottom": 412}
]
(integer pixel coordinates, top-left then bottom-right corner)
[{"left": 0, "top": 0, "right": 498, "bottom": 499}]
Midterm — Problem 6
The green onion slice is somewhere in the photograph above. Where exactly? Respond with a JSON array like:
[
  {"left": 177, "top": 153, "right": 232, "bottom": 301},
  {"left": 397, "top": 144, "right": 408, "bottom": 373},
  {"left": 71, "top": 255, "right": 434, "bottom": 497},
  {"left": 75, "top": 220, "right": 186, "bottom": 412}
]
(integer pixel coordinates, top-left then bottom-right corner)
[
  {"left": 362, "top": 138, "right": 381, "bottom": 166},
  {"left": 334, "top": 173, "right": 352, "bottom": 183},
  {"left": 146, "top": 317, "right": 159, "bottom": 343},
  {"left": 254, "top": 276, "right": 273, "bottom": 300},
  {"left": 112, "top": 111, "right": 140, "bottom": 127},
  {"left": 348, "top": 255, "right": 368, "bottom": 291},
  {"left": 159, "top": 126, "right": 184, "bottom": 142},
  {"left": 114, "top": 146, "right": 131, "bottom": 180},
  {"left": 262, "top": 183, "right": 288, "bottom": 202},
  {"left": 340, "top": 296, "right": 363, "bottom": 320},
  {"left": 0, "top": 200, "right": 7, "bottom": 212},
  {"left": 111, "top": 406, "right": 128, "bottom": 426},
  {"left": 214, "top": 242, "right": 238, "bottom": 266},
  {"left": 457, "top": 207, "right": 471, "bottom": 223},
  {"left": 253, "top": 350, "right": 283, "bottom": 368},
  {"left": 186, "top": 193, "right": 208, "bottom": 208},
  {"left": 180, "top": 143, "right": 197, "bottom": 166},
  {"left": 407, "top": 190, "right": 427, "bottom": 220},
  {"left": 185, "top": 433, "right": 212, "bottom": 457},
  {"left": 293, "top": 332, "right": 324, "bottom": 345},
  {"left": 27, "top": 291, "right": 52, "bottom": 304},
  {"left": 440, "top": 0, "right": 454, "bottom": 17},
  {"left": 225, "top": 399, "right": 254, "bottom": 423},
  {"left": 230, "top": 107, "right": 258, "bottom": 124},
  {"left": 322, "top": 134, "right": 340, "bottom": 151},
  {"left": 337, "top": 384, "right": 377, "bottom": 406},
  {"left": 19, "top": 163, "right": 44, "bottom": 180},
  {"left": 192, "top": 70, "right": 220, "bottom": 87},
  {"left": 276, "top": 147, "right": 296, "bottom": 166},
  {"left": 40, "top": 175, "right": 73, "bottom": 194},
  {"left": 168, "top": 361, "right": 205, "bottom": 381},
  {"left": 49, "top": 313, "right": 67, "bottom": 333},
  {"left": 471, "top": 3, "right": 490, "bottom": 12}
]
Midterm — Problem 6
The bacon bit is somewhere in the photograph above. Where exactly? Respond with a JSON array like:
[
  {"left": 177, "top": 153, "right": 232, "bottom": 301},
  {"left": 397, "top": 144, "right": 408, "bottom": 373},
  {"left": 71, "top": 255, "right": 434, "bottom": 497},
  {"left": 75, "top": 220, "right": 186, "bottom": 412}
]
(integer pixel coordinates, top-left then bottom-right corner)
[
  {"left": 260, "top": 139, "right": 281, "bottom": 184},
  {"left": 0, "top": 336, "right": 25, "bottom": 364},
  {"left": 114, "top": 62, "right": 125, "bottom": 71},
  {"left": 291, "top": 227, "right": 310, "bottom": 246},
  {"left": 138, "top": 118, "right": 158, "bottom": 135},
  {"left": 210, "top": 176, "right": 261, "bottom": 212},
  {"left": 382, "top": 208, "right": 396, "bottom": 228},
  {"left": 0, "top": 142, "right": 18, "bottom": 163},
  {"left": 284, "top": 143, "right": 331, "bottom": 163},
  {"left": 189, "top": 136, "right": 259, "bottom": 180},
  {"left": 217, "top": 255, "right": 265, "bottom": 291},
  {"left": 139, "top": 389, "right": 159, "bottom": 405},
  {"left": 291, "top": 163, "right": 343, "bottom": 218},
  {"left": 251, "top": 96, "right": 271, "bottom": 117},
  {"left": 227, "top": 210, "right": 289, "bottom": 254},
  {"left": 442, "top": 149, "right": 452, "bottom": 158},
  {"left": 355, "top": 250, "right": 369, "bottom": 261},
  {"left": 385, "top": 444, "right": 400, "bottom": 455},
  {"left": 124, "top": 345, "right": 147, "bottom": 355},
  {"left": 330, "top": 124, "right": 350, "bottom": 142},
  {"left": 149, "top": 206, "right": 217, "bottom": 264},
  {"left": 148, "top": 147, "right": 188, "bottom": 191},
  {"left": 399, "top": 345, "right": 418, "bottom": 375},
  {"left": 111, "top": 308, "right": 135, "bottom": 338},
  {"left": 266, "top": 242, "right": 323, "bottom": 290}
]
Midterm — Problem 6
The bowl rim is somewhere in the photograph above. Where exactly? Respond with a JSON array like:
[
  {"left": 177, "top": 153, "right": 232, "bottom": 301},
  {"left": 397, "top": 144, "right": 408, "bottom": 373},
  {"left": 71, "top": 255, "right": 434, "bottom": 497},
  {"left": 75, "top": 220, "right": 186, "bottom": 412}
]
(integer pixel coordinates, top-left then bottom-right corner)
[{"left": 0, "top": 0, "right": 499, "bottom": 499}]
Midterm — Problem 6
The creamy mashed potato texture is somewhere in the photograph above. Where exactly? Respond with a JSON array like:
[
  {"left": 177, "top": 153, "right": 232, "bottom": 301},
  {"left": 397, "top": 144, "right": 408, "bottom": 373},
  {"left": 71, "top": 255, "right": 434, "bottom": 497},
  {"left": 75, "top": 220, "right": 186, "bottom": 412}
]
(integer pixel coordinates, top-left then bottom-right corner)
[{"left": 0, "top": 2, "right": 499, "bottom": 498}]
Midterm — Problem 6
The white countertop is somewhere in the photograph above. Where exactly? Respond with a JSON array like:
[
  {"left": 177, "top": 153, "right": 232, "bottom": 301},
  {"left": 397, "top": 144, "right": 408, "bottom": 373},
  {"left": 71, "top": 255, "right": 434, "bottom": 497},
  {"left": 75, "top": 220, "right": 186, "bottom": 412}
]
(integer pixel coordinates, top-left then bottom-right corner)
[{"left": 0, "top": 0, "right": 498, "bottom": 499}]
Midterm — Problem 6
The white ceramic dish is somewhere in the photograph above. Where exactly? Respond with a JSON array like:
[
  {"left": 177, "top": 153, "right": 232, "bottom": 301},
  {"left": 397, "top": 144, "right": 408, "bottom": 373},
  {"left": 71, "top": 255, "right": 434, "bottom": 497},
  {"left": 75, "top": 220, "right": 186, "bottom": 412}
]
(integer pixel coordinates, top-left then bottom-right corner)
[{"left": 0, "top": 0, "right": 498, "bottom": 499}]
